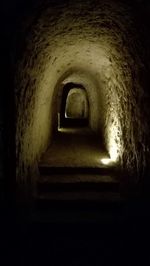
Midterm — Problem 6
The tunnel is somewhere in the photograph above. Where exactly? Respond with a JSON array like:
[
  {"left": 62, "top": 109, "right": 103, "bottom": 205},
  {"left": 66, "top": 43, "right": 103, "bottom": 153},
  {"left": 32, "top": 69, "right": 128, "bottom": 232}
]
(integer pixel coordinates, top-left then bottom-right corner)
[
  {"left": 65, "top": 87, "right": 88, "bottom": 119},
  {"left": 59, "top": 83, "right": 89, "bottom": 128},
  {"left": 2, "top": 1, "right": 150, "bottom": 263},
  {"left": 13, "top": 0, "right": 150, "bottom": 203},
  {"left": 58, "top": 82, "right": 89, "bottom": 128}
]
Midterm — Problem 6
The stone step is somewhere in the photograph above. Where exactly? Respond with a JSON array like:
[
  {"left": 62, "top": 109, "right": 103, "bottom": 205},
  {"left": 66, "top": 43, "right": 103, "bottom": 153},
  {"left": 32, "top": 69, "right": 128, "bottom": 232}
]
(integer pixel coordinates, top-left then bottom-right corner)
[
  {"left": 37, "top": 161, "right": 121, "bottom": 201},
  {"left": 38, "top": 165, "right": 118, "bottom": 176},
  {"left": 37, "top": 180, "right": 119, "bottom": 193},
  {"left": 35, "top": 171, "right": 120, "bottom": 202},
  {"left": 37, "top": 173, "right": 118, "bottom": 183},
  {"left": 35, "top": 191, "right": 121, "bottom": 202}
]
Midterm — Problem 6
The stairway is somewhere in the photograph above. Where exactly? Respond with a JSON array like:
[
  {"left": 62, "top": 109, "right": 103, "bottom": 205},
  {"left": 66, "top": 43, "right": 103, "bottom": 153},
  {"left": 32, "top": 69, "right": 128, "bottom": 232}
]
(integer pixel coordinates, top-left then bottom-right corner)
[
  {"left": 35, "top": 129, "right": 121, "bottom": 203},
  {"left": 37, "top": 166, "right": 120, "bottom": 200},
  {"left": 29, "top": 129, "right": 124, "bottom": 223}
]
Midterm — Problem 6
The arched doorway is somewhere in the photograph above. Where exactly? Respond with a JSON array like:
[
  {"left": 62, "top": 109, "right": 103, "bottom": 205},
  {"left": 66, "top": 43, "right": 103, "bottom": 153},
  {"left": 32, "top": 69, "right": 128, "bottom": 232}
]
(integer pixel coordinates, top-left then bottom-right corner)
[
  {"left": 58, "top": 83, "right": 89, "bottom": 129},
  {"left": 65, "top": 88, "right": 88, "bottom": 119}
]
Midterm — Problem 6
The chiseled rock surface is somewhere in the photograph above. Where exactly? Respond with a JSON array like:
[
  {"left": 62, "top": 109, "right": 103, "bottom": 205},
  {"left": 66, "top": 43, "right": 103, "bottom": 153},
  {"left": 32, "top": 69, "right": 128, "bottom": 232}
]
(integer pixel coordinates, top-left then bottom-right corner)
[{"left": 15, "top": 0, "right": 150, "bottom": 184}]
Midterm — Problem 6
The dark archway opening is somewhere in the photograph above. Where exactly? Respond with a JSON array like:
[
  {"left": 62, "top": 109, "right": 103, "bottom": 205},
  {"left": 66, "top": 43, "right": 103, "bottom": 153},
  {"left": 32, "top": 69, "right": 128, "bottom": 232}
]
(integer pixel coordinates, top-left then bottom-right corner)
[{"left": 59, "top": 83, "right": 89, "bottom": 129}]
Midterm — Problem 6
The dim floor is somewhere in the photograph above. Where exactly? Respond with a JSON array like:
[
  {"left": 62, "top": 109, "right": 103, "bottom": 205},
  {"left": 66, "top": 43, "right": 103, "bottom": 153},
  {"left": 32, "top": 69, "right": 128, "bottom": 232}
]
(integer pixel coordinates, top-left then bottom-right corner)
[{"left": 39, "top": 127, "right": 109, "bottom": 168}]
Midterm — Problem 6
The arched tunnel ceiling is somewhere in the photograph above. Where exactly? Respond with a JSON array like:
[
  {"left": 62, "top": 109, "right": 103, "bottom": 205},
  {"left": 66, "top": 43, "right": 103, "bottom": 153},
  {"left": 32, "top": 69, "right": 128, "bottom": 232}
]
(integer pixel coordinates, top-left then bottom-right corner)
[{"left": 15, "top": 0, "right": 150, "bottom": 182}]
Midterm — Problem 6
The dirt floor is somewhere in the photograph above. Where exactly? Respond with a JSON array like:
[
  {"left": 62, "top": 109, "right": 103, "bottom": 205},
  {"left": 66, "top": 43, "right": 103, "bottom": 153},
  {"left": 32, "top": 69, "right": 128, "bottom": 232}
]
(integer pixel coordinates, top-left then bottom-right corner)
[{"left": 39, "top": 127, "right": 110, "bottom": 168}]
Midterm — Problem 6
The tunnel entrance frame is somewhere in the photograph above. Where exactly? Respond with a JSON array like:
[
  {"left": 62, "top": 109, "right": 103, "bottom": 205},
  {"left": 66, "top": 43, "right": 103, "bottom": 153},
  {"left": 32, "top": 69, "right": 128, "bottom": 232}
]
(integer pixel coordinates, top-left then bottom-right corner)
[{"left": 58, "top": 82, "right": 89, "bottom": 129}]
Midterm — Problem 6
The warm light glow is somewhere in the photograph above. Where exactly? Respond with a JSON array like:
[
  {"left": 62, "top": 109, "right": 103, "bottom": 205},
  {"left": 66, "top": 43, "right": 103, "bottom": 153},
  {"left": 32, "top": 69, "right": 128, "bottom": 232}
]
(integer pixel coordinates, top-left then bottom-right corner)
[
  {"left": 109, "top": 143, "right": 118, "bottom": 162},
  {"left": 107, "top": 113, "right": 121, "bottom": 163},
  {"left": 101, "top": 158, "right": 112, "bottom": 165}
]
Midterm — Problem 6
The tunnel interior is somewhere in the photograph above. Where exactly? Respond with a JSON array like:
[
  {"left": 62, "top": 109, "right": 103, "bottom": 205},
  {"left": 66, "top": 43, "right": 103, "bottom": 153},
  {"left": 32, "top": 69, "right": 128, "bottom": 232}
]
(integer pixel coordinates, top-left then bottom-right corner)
[
  {"left": 2, "top": 2, "right": 150, "bottom": 265},
  {"left": 65, "top": 87, "right": 88, "bottom": 119},
  {"left": 58, "top": 82, "right": 89, "bottom": 129},
  {"left": 2, "top": 1, "right": 150, "bottom": 262},
  {"left": 12, "top": 0, "right": 150, "bottom": 204}
]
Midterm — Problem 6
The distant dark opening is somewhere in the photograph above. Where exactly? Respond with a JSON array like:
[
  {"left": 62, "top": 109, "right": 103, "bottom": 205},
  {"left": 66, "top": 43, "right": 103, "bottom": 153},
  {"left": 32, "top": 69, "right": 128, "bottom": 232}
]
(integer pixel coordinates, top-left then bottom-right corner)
[{"left": 59, "top": 83, "right": 89, "bottom": 128}]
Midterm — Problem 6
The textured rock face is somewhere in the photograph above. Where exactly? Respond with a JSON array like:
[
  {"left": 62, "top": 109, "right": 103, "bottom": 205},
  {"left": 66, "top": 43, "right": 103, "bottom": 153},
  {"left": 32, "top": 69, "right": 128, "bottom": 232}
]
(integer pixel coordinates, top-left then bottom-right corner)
[{"left": 15, "top": 0, "right": 150, "bottom": 184}]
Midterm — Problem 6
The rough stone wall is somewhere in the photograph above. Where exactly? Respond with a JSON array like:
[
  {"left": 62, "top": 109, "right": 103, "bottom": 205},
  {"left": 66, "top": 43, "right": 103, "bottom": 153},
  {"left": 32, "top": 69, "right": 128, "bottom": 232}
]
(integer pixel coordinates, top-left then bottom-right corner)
[{"left": 15, "top": 0, "right": 150, "bottom": 185}]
